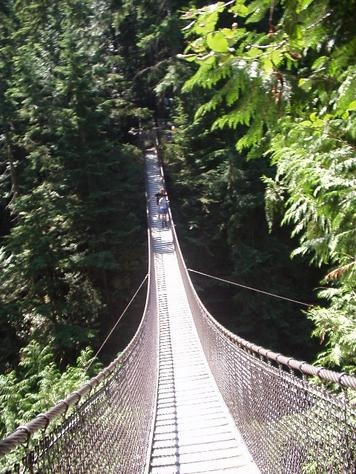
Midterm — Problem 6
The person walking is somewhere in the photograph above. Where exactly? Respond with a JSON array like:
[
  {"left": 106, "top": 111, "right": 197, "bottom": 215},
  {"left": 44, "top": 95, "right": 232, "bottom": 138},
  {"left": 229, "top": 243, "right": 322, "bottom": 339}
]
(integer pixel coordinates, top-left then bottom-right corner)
[
  {"left": 158, "top": 193, "right": 169, "bottom": 227},
  {"left": 155, "top": 187, "right": 166, "bottom": 205}
]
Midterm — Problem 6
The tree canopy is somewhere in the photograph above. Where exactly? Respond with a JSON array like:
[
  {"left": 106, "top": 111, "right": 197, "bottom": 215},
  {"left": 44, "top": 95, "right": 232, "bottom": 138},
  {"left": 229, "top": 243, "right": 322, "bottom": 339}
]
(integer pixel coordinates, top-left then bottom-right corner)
[
  {"left": 180, "top": 0, "right": 355, "bottom": 372},
  {"left": 0, "top": 0, "right": 354, "bottom": 459},
  {"left": 0, "top": 0, "right": 148, "bottom": 445}
]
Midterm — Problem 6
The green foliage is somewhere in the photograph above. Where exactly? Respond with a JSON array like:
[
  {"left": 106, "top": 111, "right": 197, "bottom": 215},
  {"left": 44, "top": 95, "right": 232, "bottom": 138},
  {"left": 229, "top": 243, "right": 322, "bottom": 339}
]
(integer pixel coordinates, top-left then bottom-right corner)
[
  {"left": 112, "top": 0, "right": 187, "bottom": 110},
  {"left": 0, "top": 340, "right": 100, "bottom": 439},
  {"left": 308, "top": 283, "right": 356, "bottom": 373},
  {"left": 269, "top": 117, "right": 356, "bottom": 265},
  {"left": 0, "top": 340, "right": 101, "bottom": 471},
  {"left": 0, "top": 0, "right": 147, "bottom": 373},
  {"left": 162, "top": 94, "right": 320, "bottom": 359},
  {"left": 181, "top": 0, "right": 356, "bottom": 372}
]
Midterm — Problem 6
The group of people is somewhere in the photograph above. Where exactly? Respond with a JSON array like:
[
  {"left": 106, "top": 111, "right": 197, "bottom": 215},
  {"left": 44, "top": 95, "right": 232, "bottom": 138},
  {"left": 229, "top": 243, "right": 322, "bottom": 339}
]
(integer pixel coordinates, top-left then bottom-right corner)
[{"left": 155, "top": 188, "right": 169, "bottom": 227}]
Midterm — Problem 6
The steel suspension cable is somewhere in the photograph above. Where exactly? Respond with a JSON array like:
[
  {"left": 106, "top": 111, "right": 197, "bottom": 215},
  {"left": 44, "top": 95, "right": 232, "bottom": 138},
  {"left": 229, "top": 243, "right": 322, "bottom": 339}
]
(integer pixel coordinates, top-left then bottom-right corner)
[
  {"left": 188, "top": 268, "right": 312, "bottom": 307},
  {"left": 85, "top": 273, "right": 148, "bottom": 373}
]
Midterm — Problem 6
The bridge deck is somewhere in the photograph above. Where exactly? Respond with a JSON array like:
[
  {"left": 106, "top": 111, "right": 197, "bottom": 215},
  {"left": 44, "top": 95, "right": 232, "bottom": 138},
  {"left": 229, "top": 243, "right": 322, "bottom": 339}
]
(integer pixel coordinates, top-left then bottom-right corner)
[{"left": 146, "top": 150, "right": 259, "bottom": 474}]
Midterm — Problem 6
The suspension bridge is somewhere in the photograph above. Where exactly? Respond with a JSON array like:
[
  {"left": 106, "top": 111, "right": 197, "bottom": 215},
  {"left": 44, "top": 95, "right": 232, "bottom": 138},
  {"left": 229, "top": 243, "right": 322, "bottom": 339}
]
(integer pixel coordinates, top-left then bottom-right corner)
[{"left": 0, "top": 147, "right": 355, "bottom": 473}]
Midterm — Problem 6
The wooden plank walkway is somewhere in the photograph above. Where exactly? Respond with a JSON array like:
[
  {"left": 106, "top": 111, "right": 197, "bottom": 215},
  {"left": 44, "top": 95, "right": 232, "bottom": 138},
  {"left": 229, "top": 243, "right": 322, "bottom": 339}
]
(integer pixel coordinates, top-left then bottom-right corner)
[{"left": 146, "top": 150, "right": 260, "bottom": 474}]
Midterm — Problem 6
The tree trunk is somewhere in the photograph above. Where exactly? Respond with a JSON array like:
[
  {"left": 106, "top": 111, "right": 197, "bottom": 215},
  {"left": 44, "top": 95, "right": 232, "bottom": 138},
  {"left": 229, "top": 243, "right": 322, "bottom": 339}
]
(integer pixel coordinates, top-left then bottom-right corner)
[{"left": 7, "top": 140, "right": 19, "bottom": 202}]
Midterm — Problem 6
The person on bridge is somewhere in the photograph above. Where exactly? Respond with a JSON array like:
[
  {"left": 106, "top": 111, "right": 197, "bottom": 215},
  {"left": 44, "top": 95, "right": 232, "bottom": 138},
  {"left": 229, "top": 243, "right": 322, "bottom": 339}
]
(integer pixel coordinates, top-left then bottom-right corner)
[
  {"left": 158, "top": 193, "right": 169, "bottom": 228},
  {"left": 155, "top": 187, "right": 166, "bottom": 205}
]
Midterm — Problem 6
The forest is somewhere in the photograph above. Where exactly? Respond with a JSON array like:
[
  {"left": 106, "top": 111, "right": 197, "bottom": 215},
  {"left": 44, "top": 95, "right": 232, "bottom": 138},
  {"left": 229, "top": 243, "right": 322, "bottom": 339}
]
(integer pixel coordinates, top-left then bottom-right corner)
[{"left": 0, "top": 0, "right": 355, "bottom": 444}]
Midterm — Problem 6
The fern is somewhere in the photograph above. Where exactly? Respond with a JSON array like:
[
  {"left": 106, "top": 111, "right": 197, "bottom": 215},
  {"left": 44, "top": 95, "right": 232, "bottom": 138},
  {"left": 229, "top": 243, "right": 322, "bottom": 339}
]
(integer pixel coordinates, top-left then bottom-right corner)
[{"left": 262, "top": 176, "right": 286, "bottom": 232}]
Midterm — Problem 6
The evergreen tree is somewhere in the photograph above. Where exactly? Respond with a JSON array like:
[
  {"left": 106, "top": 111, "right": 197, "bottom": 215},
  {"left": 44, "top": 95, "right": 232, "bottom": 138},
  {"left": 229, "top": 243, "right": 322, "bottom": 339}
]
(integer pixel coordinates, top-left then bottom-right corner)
[
  {"left": 180, "top": 0, "right": 356, "bottom": 372},
  {"left": 0, "top": 0, "right": 147, "bottom": 369},
  {"left": 162, "top": 93, "right": 321, "bottom": 359}
]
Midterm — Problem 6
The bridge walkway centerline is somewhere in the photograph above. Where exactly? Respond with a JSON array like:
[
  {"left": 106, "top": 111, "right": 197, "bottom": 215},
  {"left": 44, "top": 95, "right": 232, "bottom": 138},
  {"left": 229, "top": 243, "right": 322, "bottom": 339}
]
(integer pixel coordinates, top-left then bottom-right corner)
[
  {"left": 145, "top": 149, "right": 260, "bottom": 474},
  {"left": 1, "top": 145, "right": 354, "bottom": 472}
]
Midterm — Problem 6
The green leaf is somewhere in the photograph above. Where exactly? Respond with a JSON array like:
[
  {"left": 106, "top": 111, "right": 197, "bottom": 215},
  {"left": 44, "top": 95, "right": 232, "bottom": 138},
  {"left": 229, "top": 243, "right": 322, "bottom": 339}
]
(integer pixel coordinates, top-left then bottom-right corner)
[
  {"left": 296, "top": 0, "right": 315, "bottom": 13},
  {"left": 270, "top": 49, "right": 283, "bottom": 67},
  {"left": 230, "top": 3, "right": 249, "bottom": 17},
  {"left": 261, "top": 57, "right": 273, "bottom": 75},
  {"left": 221, "top": 28, "right": 238, "bottom": 40},
  {"left": 346, "top": 100, "right": 356, "bottom": 111},
  {"left": 207, "top": 31, "right": 229, "bottom": 53},
  {"left": 312, "top": 55, "right": 327, "bottom": 71},
  {"left": 195, "top": 11, "right": 219, "bottom": 35},
  {"left": 247, "top": 46, "right": 261, "bottom": 58},
  {"left": 298, "top": 77, "right": 312, "bottom": 91}
]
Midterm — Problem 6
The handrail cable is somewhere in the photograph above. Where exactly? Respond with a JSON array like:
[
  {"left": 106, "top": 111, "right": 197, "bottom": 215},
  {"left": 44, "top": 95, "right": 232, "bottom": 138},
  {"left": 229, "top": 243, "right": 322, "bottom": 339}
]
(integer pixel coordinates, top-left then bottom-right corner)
[
  {"left": 188, "top": 268, "right": 312, "bottom": 307},
  {"left": 85, "top": 273, "right": 148, "bottom": 373},
  {"left": 1, "top": 144, "right": 355, "bottom": 473}
]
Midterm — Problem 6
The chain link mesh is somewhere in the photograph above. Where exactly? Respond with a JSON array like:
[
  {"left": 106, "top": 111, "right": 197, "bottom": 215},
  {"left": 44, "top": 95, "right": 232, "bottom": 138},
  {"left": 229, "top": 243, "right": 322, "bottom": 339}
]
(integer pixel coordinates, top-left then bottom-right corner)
[
  {"left": 172, "top": 227, "right": 356, "bottom": 473},
  {"left": 0, "top": 240, "right": 158, "bottom": 474},
  {"left": 1, "top": 144, "right": 355, "bottom": 473}
]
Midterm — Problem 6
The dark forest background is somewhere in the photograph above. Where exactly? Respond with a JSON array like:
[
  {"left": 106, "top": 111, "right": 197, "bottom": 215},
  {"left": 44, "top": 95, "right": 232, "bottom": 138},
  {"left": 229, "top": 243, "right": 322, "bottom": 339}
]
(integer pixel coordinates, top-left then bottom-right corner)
[{"left": 0, "top": 0, "right": 354, "bottom": 441}]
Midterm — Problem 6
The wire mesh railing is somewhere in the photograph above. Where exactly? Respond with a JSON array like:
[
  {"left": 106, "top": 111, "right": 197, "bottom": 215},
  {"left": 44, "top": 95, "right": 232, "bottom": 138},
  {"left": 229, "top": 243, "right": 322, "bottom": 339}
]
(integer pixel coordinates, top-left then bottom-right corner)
[
  {"left": 1, "top": 141, "right": 356, "bottom": 473},
  {"left": 0, "top": 225, "right": 158, "bottom": 474},
  {"left": 170, "top": 221, "right": 356, "bottom": 474}
]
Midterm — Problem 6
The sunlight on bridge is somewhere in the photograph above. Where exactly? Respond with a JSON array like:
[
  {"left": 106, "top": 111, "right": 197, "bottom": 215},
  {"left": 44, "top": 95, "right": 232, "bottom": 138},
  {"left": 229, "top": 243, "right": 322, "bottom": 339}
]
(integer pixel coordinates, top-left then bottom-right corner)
[
  {"left": 0, "top": 146, "right": 355, "bottom": 474},
  {"left": 147, "top": 149, "right": 259, "bottom": 473}
]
